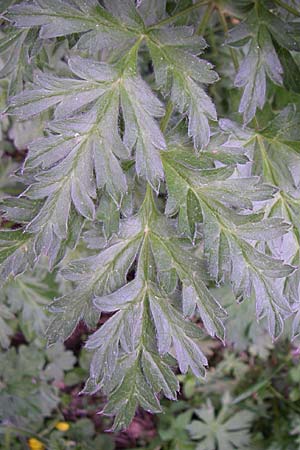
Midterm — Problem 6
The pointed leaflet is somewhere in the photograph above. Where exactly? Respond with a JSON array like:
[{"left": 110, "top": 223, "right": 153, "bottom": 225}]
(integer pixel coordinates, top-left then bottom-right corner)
[
  {"left": 0, "top": 28, "right": 28, "bottom": 95},
  {"left": 220, "top": 110, "right": 300, "bottom": 331},
  {"left": 140, "top": 188, "right": 226, "bottom": 341},
  {"left": 0, "top": 229, "right": 34, "bottom": 285},
  {"left": 50, "top": 188, "right": 222, "bottom": 427},
  {"left": 219, "top": 107, "right": 300, "bottom": 193},
  {"left": 9, "top": 54, "right": 166, "bottom": 190},
  {"left": 247, "top": 108, "right": 300, "bottom": 337},
  {"left": 46, "top": 216, "right": 143, "bottom": 344},
  {"left": 86, "top": 284, "right": 179, "bottom": 429},
  {"left": 7, "top": 0, "right": 143, "bottom": 53},
  {"left": 8, "top": 56, "right": 117, "bottom": 119},
  {"left": 187, "top": 400, "right": 254, "bottom": 450},
  {"left": 23, "top": 97, "right": 127, "bottom": 256},
  {"left": 0, "top": 197, "right": 81, "bottom": 273},
  {"left": 148, "top": 289, "right": 208, "bottom": 378},
  {"left": 85, "top": 279, "right": 179, "bottom": 430},
  {"left": 227, "top": 1, "right": 300, "bottom": 123},
  {"left": 137, "top": 0, "right": 166, "bottom": 26},
  {"left": 0, "top": 304, "right": 14, "bottom": 349},
  {"left": 146, "top": 26, "right": 218, "bottom": 149},
  {"left": 102, "top": 357, "right": 162, "bottom": 431},
  {"left": 161, "top": 132, "right": 249, "bottom": 237},
  {"left": 162, "top": 146, "right": 294, "bottom": 339},
  {"left": 120, "top": 74, "right": 166, "bottom": 189},
  {"left": 5, "top": 273, "right": 52, "bottom": 339},
  {"left": 68, "top": 187, "right": 225, "bottom": 344},
  {"left": 251, "top": 106, "right": 300, "bottom": 192}
]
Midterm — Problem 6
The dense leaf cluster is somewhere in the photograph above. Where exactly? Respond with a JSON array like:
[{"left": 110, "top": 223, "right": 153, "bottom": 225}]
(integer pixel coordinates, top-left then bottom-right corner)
[{"left": 0, "top": 0, "right": 300, "bottom": 430}]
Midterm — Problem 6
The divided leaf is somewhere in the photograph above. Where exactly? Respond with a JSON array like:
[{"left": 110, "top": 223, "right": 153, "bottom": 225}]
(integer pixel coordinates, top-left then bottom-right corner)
[
  {"left": 227, "top": 1, "right": 300, "bottom": 123},
  {"left": 7, "top": 0, "right": 143, "bottom": 53},
  {"left": 147, "top": 26, "right": 218, "bottom": 148},
  {"left": 163, "top": 146, "right": 294, "bottom": 339}
]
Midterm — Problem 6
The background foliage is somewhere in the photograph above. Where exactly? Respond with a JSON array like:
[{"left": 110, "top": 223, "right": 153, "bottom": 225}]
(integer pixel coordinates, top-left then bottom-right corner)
[{"left": 1, "top": 0, "right": 300, "bottom": 448}]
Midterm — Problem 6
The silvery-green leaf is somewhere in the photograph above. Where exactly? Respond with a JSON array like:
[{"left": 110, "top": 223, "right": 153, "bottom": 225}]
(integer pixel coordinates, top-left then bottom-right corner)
[
  {"left": 147, "top": 27, "right": 218, "bottom": 148},
  {"left": 227, "top": 2, "right": 300, "bottom": 123}
]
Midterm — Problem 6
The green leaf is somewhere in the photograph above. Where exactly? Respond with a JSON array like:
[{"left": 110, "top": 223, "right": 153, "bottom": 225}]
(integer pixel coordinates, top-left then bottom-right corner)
[
  {"left": 163, "top": 146, "right": 294, "bottom": 339},
  {"left": 220, "top": 109, "right": 300, "bottom": 331},
  {"left": 52, "top": 188, "right": 221, "bottom": 427},
  {"left": 8, "top": 56, "right": 116, "bottom": 119},
  {"left": 44, "top": 342, "right": 76, "bottom": 381},
  {"left": 227, "top": 1, "right": 300, "bottom": 123},
  {"left": 147, "top": 26, "right": 218, "bottom": 148},
  {"left": 0, "top": 27, "right": 40, "bottom": 95},
  {"left": 7, "top": 0, "right": 143, "bottom": 52},
  {"left": 120, "top": 74, "right": 166, "bottom": 189},
  {"left": 3, "top": 267, "right": 56, "bottom": 340},
  {"left": 0, "top": 343, "right": 60, "bottom": 426},
  {"left": 187, "top": 399, "right": 254, "bottom": 450},
  {"left": 0, "top": 229, "right": 34, "bottom": 284},
  {"left": 47, "top": 216, "right": 143, "bottom": 344},
  {"left": 0, "top": 304, "right": 14, "bottom": 349},
  {"left": 149, "top": 290, "right": 208, "bottom": 378},
  {"left": 276, "top": 45, "right": 300, "bottom": 94},
  {"left": 103, "top": 359, "right": 161, "bottom": 431}
]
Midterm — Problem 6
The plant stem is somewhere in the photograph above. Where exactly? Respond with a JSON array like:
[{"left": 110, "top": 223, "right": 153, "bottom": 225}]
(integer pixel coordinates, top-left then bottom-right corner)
[
  {"left": 217, "top": 7, "right": 239, "bottom": 71},
  {"left": 273, "top": 0, "right": 300, "bottom": 17},
  {"left": 4, "top": 429, "right": 11, "bottom": 450},
  {"left": 1, "top": 425, "right": 48, "bottom": 445},
  {"left": 269, "top": 385, "right": 300, "bottom": 414},
  {"left": 160, "top": 99, "right": 173, "bottom": 133},
  {"left": 196, "top": 3, "right": 214, "bottom": 35},
  {"left": 148, "top": 0, "right": 209, "bottom": 29}
]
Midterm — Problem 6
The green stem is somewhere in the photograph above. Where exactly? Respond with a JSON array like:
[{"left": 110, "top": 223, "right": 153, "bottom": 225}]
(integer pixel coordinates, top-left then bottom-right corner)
[
  {"left": 160, "top": 99, "right": 173, "bottom": 133},
  {"left": 269, "top": 385, "right": 300, "bottom": 414},
  {"left": 273, "top": 0, "right": 300, "bottom": 17},
  {"left": 148, "top": 0, "right": 209, "bottom": 29},
  {"left": 196, "top": 3, "right": 214, "bottom": 35},
  {"left": 1, "top": 425, "right": 48, "bottom": 445},
  {"left": 4, "top": 429, "right": 11, "bottom": 450},
  {"left": 256, "top": 134, "right": 278, "bottom": 186},
  {"left": 217, "top": 7, "right": 239, "bottom": 71}
]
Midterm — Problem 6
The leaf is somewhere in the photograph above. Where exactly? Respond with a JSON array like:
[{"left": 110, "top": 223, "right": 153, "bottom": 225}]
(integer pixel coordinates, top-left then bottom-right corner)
[
  {"left": 252, "top": 105, "right": 300, "bottom": 190},
  {"left": 7, "top": 0, "right": 142, "bottom": 53},
  {"left": 9, "top": 52, "right": 167, "bottom": 197},
  {"left": 220, "top": 110, "right": 300, "bottom": 328},
  {"left": 137, "top": 0, "right": 166, "bottom": 26},
  {"left": 0, "top": 304, "right": 14, "bottom": 349},
  {"left": 120, "top": 74, "right": 166, "bottom": 189},
  {"left": 47, "top": 216, "right": 143, "bottom": 344},
  {"left": 54, "top": 188, "right": 220, "bottom": 427},
  {"left": 141, "top": 350, "right": 179, "bottom": 401},
  {"left": 96, "top": 193, "right": 120, "bottom": 240},
  {"left": 212, "top": 285, "right": 273, "bottom": 358},
  {"left": 7, "top": 56, "right": 116, "bottom": 119},
  {"left": 187, "top": 400, "right": 254, "bottom": 450},
  {"left": 163, "top": 146, "right": 294, "bottom": 339},
  {"left": 147, "top": 26, "right": 218, "bottom": 148},
  {"left": 44, "top": 342, "right": 76, "bottom": 381},
  {"left": 227, "top": 1, "right": 300, "bottom": 123},
  {"left": 103, "top": 359, "right": 161, "bottom": 431},
  {"left": 149, "top": 290, "right": 208, "bottom": 378},
  {"left": 4, "top": 270, "right": 55, "bottom": 340},
  {"left": 0, "top": 343, "right": 60, "bottom": 426},
  {"left": 84, "top": 275, "right": 181, "bottom": 430},
  {"left": 276, "top": 45, "right": 300, "bottom": 94},
  {"left": 0, "top": 27, "right": 41, "bottom": 95},
  {"left": 0, "top": 229, "right": 34, "bottom": 284}
]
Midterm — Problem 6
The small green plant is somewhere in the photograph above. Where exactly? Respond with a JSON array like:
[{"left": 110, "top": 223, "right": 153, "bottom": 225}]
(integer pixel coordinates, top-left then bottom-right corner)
[{"left": 1, "top": 0, "right": 300, "bottom": 432}]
